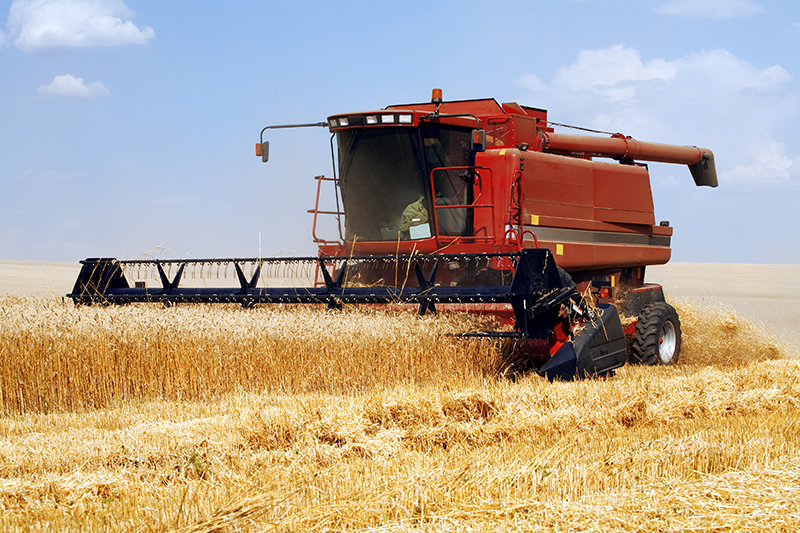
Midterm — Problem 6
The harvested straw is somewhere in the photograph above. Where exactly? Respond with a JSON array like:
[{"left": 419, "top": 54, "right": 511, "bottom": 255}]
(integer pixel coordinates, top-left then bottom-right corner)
[
  {"left": 2, "top": 359, "right": 799, "bottom": 531},
  {"left": 2, "top": 296, "right": 799, "bottom": 531},
  {"left": 673, "top": 298, "right": 787, "bottom": 366}
]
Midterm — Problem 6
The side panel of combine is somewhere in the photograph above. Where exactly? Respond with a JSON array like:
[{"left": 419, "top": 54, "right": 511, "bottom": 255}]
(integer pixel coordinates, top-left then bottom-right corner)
[
  {"left": 520, "top": 152, "right": 672, "bottom": 271},
  {"left": 592, "top": 162, "right": 656, "bottom": 225},
  {"left": 522, "top": 151, "right": 595, "bottom": 221}
]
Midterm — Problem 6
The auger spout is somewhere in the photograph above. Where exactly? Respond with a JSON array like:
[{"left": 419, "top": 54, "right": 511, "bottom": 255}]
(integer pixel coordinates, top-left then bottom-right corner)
[{"left": 542, "top": 131, "right": 718, "bottom": 187}]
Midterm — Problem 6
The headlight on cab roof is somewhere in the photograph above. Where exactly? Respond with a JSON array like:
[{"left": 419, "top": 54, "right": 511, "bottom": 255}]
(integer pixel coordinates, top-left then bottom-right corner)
[{"left": 328, "top": 117, "right": 350, "bottom": 128}]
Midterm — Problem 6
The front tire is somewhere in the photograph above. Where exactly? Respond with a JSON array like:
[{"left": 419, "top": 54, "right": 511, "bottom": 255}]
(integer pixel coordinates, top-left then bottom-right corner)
[{"left": 632, "top": 302, "right": 682, "bottom": 365}]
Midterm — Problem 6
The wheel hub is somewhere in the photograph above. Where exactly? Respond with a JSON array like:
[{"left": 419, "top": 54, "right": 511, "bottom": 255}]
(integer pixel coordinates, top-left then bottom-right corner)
[{"left": 658, "top": 321, "right": 677, "bottom": 364}]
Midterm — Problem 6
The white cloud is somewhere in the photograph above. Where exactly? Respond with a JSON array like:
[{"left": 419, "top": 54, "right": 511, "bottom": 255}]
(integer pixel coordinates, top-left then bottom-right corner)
[
  {"left": 37, "top": 74, "right": 109, "bottom": 97},
  {"left": 595, "top": 86, "right": 638, "bottom": 103},
  {"left": 723, "top": 142, "right": 798, "bottom": 183},
  {"left": 655, "top": 0, "right": 763, "bottom": 19},
  {"left": 7, "top": 0, "right": 154, "bottom": 51},
  {"left": 677, "top": 49, "right": 789, "bottom": 93},
  {"left": 553, "top": 44, "right": 678, "bottom": 93},
  {"left": 548, "top": 46, "right": 789, "bottom": 102},
  {"left": 517, "top": 73, "right": 546, "bottom": 92},
  {"left": 519, "top": 46, "right": 790, "bottom": 109}
]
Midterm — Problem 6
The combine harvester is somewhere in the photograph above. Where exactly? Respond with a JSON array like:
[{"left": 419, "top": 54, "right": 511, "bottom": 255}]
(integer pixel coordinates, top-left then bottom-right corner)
[{"left": 70, "top": 89, "right": 717, "bottom": 380}]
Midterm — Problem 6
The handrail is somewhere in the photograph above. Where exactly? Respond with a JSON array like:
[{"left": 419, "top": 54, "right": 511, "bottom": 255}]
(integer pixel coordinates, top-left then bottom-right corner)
[
  {"left": 520, "top": 229, "right": 539, "bottom": 248},
  {"left": 427, "top": 166, "right": 494, "bottom": 246},
  {"left": 503, "top": 228, "right": 539, "bottom": 251},
  {"left": 504, "top": 227, "right": 521, "bottom": 251},
  {"left": 309, "top": 175, "right": 344, "bottom": 244}
]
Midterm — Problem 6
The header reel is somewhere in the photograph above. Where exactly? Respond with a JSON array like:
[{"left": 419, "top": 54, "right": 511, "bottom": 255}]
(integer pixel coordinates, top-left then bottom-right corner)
[{"left": 69, "top": 249, "right": 627, "bottom": 380}]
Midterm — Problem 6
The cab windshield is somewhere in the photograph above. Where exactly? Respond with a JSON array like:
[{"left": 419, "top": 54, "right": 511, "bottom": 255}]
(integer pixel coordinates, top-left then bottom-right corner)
[{"left": 337, "top": 124, "right": 472, "bottom": 241}]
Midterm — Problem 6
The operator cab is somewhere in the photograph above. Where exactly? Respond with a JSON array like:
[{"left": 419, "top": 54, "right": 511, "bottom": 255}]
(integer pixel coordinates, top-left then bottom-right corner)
[
  {"left": 331, "top": 120, "right": 475, "bottom": 242},
  {"left": 255, "top": 89, "right": 494, "bottom": 252}
]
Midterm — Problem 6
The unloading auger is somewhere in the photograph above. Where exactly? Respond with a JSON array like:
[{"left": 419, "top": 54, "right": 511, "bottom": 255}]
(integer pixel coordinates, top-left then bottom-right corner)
[{"left": 71, "top": 89, "right": 717, "bottom": 380}]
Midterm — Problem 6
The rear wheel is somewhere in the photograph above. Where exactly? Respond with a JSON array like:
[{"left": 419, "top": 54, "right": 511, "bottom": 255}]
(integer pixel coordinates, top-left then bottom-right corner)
[{"left": 632, "top": 302, "right": 681, "bottom": 365}]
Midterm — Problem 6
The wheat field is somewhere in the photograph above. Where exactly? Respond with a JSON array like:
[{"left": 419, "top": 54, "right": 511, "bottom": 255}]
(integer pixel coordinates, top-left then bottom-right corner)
[{"left": 1, "top": 295, "right": 798, "bottom": 532}]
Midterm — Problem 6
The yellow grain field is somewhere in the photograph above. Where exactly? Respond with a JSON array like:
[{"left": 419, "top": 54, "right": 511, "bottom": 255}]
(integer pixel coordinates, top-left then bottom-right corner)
[{"left": 1, "top": 296, "right": 798, "bottom": 532}]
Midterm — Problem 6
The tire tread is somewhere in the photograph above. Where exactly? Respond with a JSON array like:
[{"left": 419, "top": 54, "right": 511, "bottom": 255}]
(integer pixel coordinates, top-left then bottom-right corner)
[{"left": 632, "top": 302, "right": 681, "bottom": 365}]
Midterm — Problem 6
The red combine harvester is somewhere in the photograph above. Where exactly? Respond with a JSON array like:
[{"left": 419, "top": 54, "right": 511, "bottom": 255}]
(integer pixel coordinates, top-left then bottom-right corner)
[{"left": 70, "top": 90, "right": 717, "bottom": 380}]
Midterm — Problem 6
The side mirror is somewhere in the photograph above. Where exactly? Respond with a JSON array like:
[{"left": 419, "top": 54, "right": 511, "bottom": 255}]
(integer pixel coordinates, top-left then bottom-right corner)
[
  {"left": 255, "top": 141, "right": 269, "bottom": 162},
  {"left": 470, "top": 129, "right": 486, "bottom": 152}
]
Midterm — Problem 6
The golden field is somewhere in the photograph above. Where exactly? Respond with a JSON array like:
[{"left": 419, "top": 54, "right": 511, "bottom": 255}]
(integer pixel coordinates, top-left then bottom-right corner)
[{"left": 1, "top": 289, "right": 799, "bottom": 532}]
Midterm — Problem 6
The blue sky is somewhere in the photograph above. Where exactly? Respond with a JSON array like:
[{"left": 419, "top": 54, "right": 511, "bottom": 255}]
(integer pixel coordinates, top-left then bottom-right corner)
[{"left": 1, "top": 0, "right": 798, "bottom": 263}]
